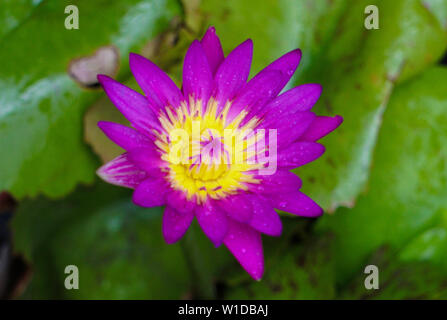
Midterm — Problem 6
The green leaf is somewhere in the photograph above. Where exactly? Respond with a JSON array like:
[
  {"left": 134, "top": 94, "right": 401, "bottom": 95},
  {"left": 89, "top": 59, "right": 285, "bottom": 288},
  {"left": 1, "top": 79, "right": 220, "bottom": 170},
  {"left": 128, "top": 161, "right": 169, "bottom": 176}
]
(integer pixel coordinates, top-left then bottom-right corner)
[
  {"left": 13, "top": 181, "right": 194, "bottom": 299},
  {"left": 340, "top": 246, "right": 447, "bottom": 299},
  {"left": 0, "top": 0, "right": 41, "bottom": 40},
  {"left": 318, "top": 67, "right": 447, "bottom": 284},
  {"left": 224, "top": 221, "right": 336, "bottom": 299},
  {"left": 294, "top": 0, "right": 447, "bottom": 211},
  {"left": 0, "top": 0, "right": 181, "bottom": 199},
  {"left": 180, "top": 221, "right": 233, "bottom": 299},
  {"left": 200, "top": 0, "right": 347, "bottom": 78},
  {"left": 423, "top": 0, "right": 447, "bottom": 29},
  {"left": 399, "top": 223, "right": 447, "bottom": 270}
]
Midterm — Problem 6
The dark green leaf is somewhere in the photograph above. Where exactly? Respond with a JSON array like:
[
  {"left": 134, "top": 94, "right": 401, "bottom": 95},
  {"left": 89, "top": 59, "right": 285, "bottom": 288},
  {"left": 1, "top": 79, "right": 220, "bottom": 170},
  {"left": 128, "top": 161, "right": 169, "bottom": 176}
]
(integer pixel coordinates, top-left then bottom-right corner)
[
  {"left": 294, "top": 0, "right": 447, "bottom": 210},
  {"left": 318, "top": 67, "right": 447, "bottom": 284},
  {"left": 13, "top": 181, "right": 193, "bottom": 299},
  {"left": 224, "top": 221, "right": 335, "bottom": 299},
  {"left": 200, "top": 0, "right": 347, "bottom": 78},
  {"left": 0, "top": 0, "right": 181, "bottom": 198},
  {"left": 340, "top": 246, "right": 447, "bottom": 299}
]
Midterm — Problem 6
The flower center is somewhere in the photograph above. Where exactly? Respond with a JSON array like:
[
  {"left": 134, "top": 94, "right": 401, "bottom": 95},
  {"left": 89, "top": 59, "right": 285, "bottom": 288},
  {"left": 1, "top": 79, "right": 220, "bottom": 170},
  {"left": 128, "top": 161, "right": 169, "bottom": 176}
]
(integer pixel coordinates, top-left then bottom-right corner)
[{"left": 154, "top": 99, "right": 264, "bottom": 204}]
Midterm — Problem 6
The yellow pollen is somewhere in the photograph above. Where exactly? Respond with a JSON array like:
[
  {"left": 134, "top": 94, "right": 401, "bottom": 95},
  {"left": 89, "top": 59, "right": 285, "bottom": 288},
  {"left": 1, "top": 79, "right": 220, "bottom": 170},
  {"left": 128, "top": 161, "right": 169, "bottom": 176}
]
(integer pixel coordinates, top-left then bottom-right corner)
[{"left": 155, "top": 98, "right": 266, "bottom": 204}]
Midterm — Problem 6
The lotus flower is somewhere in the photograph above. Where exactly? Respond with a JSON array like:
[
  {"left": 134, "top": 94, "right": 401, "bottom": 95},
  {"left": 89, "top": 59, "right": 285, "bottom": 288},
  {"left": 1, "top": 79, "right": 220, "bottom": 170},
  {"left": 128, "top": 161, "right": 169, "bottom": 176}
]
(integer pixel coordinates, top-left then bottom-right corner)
[{"left": 97, "top": 26, "right": 342, "bottom": 280}]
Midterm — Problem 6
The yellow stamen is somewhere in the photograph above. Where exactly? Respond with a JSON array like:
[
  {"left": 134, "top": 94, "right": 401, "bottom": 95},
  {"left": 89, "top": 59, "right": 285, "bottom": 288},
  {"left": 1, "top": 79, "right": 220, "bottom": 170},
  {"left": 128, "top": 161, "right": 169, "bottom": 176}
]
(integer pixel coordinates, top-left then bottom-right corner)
[{"left": 157, "top": 98, "right": 264, "bottom": 204}]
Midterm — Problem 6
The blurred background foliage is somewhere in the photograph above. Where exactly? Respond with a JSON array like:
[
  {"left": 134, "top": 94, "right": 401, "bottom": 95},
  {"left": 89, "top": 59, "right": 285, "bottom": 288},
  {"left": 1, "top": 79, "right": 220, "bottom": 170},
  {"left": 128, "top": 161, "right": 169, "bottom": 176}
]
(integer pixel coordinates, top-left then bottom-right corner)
[{"left": 1, "top": 0, "right": 447, "bottom": 299}]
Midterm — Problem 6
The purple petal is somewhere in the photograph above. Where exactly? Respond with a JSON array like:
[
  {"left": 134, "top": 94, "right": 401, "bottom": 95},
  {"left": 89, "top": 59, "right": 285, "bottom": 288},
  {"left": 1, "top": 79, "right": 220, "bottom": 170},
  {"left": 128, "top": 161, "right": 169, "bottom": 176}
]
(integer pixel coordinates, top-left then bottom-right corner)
[
  {"left": 97, "top": 121, "right": 154, "bottom": 151},
  {"left": 200, "top": 26, "right": 224, "bottom": 75},
  {"left": 300, "top": 115, "right": 343, "bottom": 141},
  {"left": 220, "top": 194, "right": 253, "bottom": 223},
  {"left": 213, "top": 39, "right": 253, "bottom": 113},
  {"left": 97, "top": 153, "right": 147, "bottom": 189},
  {"left": 196, "top": 201, "right": 228, "bottom": 247},
  {"left": 166, "top": 190, "right": 196, "bottom": 214},
  {"left": 262, "top": 111, "right": 315, "bottom": 149},
  {"left": 127, "top": 147, "right": 166, "bottom": 174},
  {"left": 261, "top": 84, "right": 323, "bottom": 122},
  {"left": 129, "top": 53, "right": 184, "bottom": 109},
  {"left": 249, "top": 196, "right": 282, "bottom": 236},
  {"left": 224, "top": 219, "right": 264, "bottom": 280},
  {"left": 250, "top": 170, "right": 302, "bottom": 194},
  {"left": 183, "top": 40, "right": 213, "bottom": 106},
  {"left": 255, "top": 49, "right": 301, "bottom": 93},
  {"left": 162, "top": 206, "right": 194, "bottom": 244},
  {"left": 270, "top": 192, "right": 323, "bottom": 217},
  {"left": 227, "top": 70, "right": 285, "bottom": 124},
  {"left": 278, "top": 142, "right": 325, "bottom": 168},
  {"left": 97, "top": 75, "right": 161, "bottom": 134},
  {"left": 132, "top": 178, "right": 167, "bottom": 207}
]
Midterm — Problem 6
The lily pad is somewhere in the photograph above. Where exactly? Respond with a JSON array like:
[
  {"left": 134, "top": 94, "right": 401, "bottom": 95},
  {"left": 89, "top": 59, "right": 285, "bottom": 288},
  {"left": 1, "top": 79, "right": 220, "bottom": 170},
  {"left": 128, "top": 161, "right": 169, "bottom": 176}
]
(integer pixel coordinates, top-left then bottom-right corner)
[
  {"left": 294, "top": 0, "right": 447, "bottom": 211},
  {"left": 200, "top": 0, "right": 347, "bottom": 78},
  {"left": 340, "top": 246, "right": 447, "bottom": 299},
  {"left": 318, "top": 67, "right": 447, "bottom": 284},
  {"left": 0, "top": 0, "right": 41, "bottom": 40},
  {"left": 399, "top": 222, "right": 447, "bottom": 271},
  {"left": 0, "top": 0, "right": 181, "bottom": 199},
  {"left": 224, "top": 221, "right": 335, "bottom": 299},
  {"left": 13, "top": 181, "right": 193, "bottom": 299}
]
